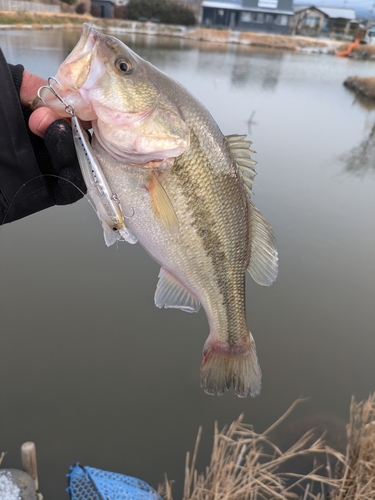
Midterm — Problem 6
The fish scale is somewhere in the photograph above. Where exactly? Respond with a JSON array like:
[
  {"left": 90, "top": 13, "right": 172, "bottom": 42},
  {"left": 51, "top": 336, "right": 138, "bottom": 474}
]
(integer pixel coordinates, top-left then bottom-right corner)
[
  {"left": 37, "top": 23, "right": 278, "bottom": 397},
  {"left": 172, "top": 137, "right": 249, "bottom": 325}
]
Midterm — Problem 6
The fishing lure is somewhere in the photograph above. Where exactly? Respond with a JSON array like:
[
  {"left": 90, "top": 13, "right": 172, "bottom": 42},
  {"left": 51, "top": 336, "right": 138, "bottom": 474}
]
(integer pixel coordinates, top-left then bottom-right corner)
[{"left": 37, "top": 78, "right": 137, "bottom": 246}]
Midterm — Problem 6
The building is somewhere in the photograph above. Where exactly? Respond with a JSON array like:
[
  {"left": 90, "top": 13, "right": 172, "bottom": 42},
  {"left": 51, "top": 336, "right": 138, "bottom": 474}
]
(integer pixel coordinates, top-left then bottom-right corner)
[
  {"left": 292, "top": 5, "right": 356, "bottom": 35},
  {"left": 201, "top": 0, "right": 294, "bottom": 33},
  {"left": 91, "top": 0, "right": 114, "bottom": 17}
]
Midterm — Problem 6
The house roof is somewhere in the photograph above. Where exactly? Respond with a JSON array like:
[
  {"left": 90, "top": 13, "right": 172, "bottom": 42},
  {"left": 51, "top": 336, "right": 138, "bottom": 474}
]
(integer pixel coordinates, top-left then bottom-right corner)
[
  {"left": 294, "top": 5, "right": 356, "bottom": 21},
  {"left": 319, "top": 7, "right": 356, "bottom": 21},
  {"left": 201, "top": 0, "right": 293, "bottom": 15},
  {"left": 201, "top": 1, "right": 243, "bottom": 10}
]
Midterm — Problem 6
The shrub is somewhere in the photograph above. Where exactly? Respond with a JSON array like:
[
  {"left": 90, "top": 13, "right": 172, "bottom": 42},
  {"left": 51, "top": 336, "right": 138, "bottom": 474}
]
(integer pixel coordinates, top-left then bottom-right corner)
[
  {"left": 114, "top": 4, "right": 128, "bottom": 19},
  {"left": 60, "top": 0, "right": 76, "bottom": 6},
  {"left": 75, "top": 2, "right": 87, "bottom": 14},
  {"left": 127, "top": 0, "right": 196, "bottom": 26},
  {"left": 90, "top": 2, "right": 100, "bottom": 17}
]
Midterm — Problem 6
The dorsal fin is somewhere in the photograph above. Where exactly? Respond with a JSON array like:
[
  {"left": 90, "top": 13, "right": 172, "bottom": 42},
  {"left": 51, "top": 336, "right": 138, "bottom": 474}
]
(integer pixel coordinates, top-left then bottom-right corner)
[
  {"left": 154, "top": 267, "right": 201, "bottom": 313},
  {"left": 248, "top": 200, "right": 278, "bottom": 286},
  {"left": 225, "top": 134, "right": 257, "bottom": 197}
]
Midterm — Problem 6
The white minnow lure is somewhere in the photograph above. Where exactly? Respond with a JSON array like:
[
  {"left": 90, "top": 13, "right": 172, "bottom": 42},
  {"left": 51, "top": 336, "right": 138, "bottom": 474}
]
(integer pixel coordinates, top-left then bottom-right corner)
[
  {"left": 36, "top": 78, "right": 137, "bottom": 246},
  {"left": 70, "top": 114, "right": 137, "bottom": 246}
]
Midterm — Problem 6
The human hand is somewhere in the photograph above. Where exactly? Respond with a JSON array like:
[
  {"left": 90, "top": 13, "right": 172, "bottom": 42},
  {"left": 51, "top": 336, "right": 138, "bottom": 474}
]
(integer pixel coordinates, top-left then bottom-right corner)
[
  {"left": 20, "top": 70, "right": 87, "bottom": 205},
  {"left": 19, "top": 70, "right": 60, "bottom": 137}
]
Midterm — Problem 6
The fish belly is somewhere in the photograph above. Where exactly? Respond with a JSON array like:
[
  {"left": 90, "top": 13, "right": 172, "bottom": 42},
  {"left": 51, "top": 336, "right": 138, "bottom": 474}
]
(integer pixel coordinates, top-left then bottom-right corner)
[{"left": 94, "top": 135, "right": 261, "bottom": 398}]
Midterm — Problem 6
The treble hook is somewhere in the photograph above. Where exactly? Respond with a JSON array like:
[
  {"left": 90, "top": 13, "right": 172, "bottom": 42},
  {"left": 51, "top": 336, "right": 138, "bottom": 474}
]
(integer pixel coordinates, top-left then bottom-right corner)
[
  {"left": 37, "top": 77, "right": 75, "bottom": 117},
  {"left": 112, "top": 193, "right": 135, "bottom": 219},
  {"left": 35, "top": 77, "right": 137, "bottom": 241}
]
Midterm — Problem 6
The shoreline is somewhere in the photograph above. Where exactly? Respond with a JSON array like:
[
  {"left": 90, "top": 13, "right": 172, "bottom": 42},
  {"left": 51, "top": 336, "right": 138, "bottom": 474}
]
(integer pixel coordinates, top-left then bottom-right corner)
[
  {"left": 0, "top": 11, "right": 342, "bottom": 53},
  {"left": 2, "top": 12, "right": 375, "bottom": 98}
]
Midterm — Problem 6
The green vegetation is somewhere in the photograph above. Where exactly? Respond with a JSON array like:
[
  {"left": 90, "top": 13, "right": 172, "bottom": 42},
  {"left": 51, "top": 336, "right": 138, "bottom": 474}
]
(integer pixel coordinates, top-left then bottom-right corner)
[{"left": 126, "top": 0, "right": 196, "bottom": 26}]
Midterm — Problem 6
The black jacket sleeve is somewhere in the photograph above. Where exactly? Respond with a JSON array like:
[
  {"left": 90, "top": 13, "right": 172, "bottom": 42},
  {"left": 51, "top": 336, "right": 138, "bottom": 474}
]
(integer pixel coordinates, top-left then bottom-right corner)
[
  {"left": 0, "top": 48, "right": 86, "bottom": 225},
  {"left": 0, "top": 49, "right": 57, "bottom": 224}
]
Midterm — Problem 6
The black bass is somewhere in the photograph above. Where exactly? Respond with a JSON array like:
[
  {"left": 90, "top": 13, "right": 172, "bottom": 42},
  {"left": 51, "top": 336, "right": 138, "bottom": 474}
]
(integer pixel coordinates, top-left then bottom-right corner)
[{"left": 39, "top": 24, "right": 278, "bottom": 397}]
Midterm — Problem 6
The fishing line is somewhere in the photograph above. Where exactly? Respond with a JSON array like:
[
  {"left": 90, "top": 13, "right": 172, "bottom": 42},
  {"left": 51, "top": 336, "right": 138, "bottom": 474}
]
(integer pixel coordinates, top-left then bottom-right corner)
[
  {"left": 1, "top": 79, "right": 136, "bottom": 242},
  {"left": 0, "top": 173, "right": 93, "bottom": 231},
  {"left": 0, "top": 173, "right": 135, "bottom": 240}
]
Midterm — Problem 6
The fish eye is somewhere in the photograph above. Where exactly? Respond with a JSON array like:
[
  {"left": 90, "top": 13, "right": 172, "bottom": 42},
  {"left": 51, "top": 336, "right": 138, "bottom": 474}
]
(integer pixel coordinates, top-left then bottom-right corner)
[{"left": 115, "top": 58, "right": 132, "bottom": 74}]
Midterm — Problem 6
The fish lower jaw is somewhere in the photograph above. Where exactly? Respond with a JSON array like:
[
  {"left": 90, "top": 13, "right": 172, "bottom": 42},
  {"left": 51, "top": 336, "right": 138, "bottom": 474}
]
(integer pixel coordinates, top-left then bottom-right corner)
[{"left": 200, "top": 337, "right": 261, "bottom": 398}]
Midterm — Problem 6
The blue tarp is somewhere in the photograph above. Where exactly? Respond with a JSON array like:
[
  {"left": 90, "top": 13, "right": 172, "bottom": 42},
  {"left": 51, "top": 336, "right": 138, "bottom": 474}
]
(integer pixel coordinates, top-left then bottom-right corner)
[{"left": 68, "top": 464, "right": 163, "bottom": 500}]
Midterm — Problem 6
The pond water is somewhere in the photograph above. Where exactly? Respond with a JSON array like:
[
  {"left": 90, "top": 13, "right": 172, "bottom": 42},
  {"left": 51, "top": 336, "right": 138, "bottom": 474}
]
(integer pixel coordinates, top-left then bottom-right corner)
[{"left": 1, "top": 28, "right": 375, "bottom": 499}]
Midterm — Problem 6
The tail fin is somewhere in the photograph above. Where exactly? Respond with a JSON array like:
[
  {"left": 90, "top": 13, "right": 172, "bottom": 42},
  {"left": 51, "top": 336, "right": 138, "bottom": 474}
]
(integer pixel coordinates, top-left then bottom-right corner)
[{"left": 200, "top": 333, "right": 261, "bottom": 398}]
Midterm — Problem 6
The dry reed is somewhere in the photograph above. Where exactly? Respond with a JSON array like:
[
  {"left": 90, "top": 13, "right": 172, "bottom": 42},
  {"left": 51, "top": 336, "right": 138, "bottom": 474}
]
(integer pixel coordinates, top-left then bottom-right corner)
[
  {"left": 159, "top": 394, "right": 375, "bottom": 500},
  {"left": 336, "top": 393, "right": 375, "bottom": 500},
  {"left": 344, "top": 76, "right": 375, "bottom": 100},
  {"left": 337, "top": 43, "right": 375, "bottom": 59}
]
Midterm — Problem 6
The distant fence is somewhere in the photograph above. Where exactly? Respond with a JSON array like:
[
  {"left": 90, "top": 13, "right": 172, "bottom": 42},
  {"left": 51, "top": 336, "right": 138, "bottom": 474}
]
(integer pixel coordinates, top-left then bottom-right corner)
[{"left": 0, "top": 0, "right": 60, "bottom": 12}]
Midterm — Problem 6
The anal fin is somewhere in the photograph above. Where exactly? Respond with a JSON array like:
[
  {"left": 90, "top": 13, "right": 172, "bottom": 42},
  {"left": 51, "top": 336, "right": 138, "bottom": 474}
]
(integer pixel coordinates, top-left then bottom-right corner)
[{"left": 154, "top": 267, "right": 201, "bottom": 313}]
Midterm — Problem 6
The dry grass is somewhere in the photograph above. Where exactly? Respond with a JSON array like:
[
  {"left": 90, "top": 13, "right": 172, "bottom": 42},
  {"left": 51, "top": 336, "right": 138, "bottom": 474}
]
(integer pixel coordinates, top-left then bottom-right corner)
[
  {"left": 159, "top": 394, "right": 375, "bottom": 500},
  {"left": 0, "top": 10, "right": 93, "bottom": 25},
  {"left": 336, "top": 393, "right": 375, "bottom": 500},
  {"left": 184, "top": 28, "right": 338, "bottom": 52},
  {"left": 184, "top": 28, "right": 232, "bottom": 43},
  {"left": 336, "top": 43, "right": 375, "bottom": 59},
  {"left": 239, "top": 32, "right": 334, "bottom": 51},
  {"left": 344, "top": 76, "right": 375, "bottom": 100}
]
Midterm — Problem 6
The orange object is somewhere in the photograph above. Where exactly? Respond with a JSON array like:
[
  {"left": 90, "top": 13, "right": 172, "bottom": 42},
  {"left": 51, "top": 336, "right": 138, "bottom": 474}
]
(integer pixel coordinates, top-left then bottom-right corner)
[{"left": 336, "top": 37, "right": 360, "bottom": 57}]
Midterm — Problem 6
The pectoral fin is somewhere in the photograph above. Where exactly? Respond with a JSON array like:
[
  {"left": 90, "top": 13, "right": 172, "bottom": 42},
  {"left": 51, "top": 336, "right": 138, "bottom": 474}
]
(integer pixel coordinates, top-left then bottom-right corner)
[
  {"left": 147, "top": 172, "right": 179, "bottom": 234},
  {"left": 155, "top": 267, "right": 201, "bottom": 313}
]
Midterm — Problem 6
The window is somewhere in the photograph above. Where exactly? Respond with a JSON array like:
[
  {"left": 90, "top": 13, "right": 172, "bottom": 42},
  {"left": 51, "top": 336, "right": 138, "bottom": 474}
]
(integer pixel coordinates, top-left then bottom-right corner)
[
  {"left": 254, "top": 12, "right": 264, "bottom": 23},
  {"left": 303, "top": 15, "right": 320, "bottom": 28},
  {"left": 274, "top": 14, "right": 288, "bottom": 26},
  {"left": 241, "top": 11, "right": 252, "bottom": 22},
  {"left": 258, "top": 0, "right": 277, "bottom": 8}
]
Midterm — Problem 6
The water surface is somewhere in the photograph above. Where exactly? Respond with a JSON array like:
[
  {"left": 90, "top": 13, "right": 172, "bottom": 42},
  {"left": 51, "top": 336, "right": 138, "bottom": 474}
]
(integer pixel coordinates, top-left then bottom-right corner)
[{"left": 1, "top": 29, "right": 375, "bottom": 498}]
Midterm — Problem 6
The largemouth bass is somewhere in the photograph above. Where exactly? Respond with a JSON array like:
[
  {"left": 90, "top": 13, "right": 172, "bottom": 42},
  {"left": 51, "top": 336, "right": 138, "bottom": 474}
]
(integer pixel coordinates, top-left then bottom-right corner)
[{"left": 39, "top": 23, "right": 278, "bottom": 397}]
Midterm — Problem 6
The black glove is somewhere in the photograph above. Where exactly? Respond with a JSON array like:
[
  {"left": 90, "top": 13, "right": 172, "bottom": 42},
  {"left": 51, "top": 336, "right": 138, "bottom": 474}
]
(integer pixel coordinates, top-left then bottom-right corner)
[{"left": 0, "top": 58, "right": 87, "bottom": 225}]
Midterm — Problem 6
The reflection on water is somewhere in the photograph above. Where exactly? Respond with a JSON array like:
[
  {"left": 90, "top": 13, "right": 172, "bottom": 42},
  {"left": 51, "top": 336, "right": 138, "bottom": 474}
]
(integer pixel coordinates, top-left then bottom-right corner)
[
  {"left": 340, "top": 89, "right": 375, "bottom": 176},
  {"left": 1, "top": 29, "right": 375, "bottom": 500},
  {"left": 230, "top": 51, "right": 283, "bottom": 90},
  {"left": 341, "top": 122, "right": 375, "bottom": 176}
]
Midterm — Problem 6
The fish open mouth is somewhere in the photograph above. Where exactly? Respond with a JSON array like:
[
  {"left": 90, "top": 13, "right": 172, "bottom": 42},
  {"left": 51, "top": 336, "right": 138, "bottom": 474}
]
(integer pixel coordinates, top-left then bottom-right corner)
[
  {"left": 56, "top": 23, "right": 98, "bottom": 90},
  {"left": 67, "top": 23, "right": 97, "bottom": 65}
]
